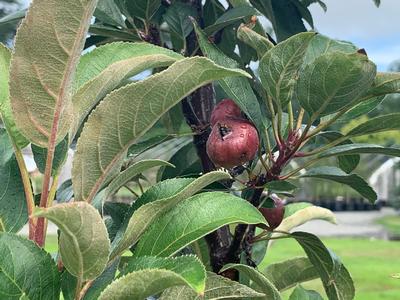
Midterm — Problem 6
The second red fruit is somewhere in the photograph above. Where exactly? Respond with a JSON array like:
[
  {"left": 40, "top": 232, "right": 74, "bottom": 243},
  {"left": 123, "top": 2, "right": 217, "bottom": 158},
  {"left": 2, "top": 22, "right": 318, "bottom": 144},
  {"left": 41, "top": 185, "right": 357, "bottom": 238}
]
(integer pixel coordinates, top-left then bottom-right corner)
[{"left": 210, "top": 98, "right": 242, "bottom": 126}]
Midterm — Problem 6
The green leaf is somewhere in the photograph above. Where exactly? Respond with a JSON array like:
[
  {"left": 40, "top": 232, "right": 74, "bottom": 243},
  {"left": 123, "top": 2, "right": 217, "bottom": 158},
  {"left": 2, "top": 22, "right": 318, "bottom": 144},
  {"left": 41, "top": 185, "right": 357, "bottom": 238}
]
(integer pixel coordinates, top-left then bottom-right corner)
[
  {"left": 317, "top": 144, "right": 400, "bottom": 159},
  {"left": 362, "top": 72, "right": 400, "bottom": 100},
  {"left": 160, "top": 271, "right": 266, "bottom": 299},
  {"left": 193, "top": 22, "right": 265, "bottom": 135},
  {"left": 265, "top": 180, "right": 297, "bottom": 192},
  {"left": 0, "top": 9, "right": 26, "bottom": 25},
  {"left": 0, "top": 233, "right": 60, "bottom": 299},
  {"left": 125, "top": 0, "right": 161, "bottom": 21},
  {"left": 127, "top": 133, "right": 173, "bottom": 157},
  {"left": 99, "top": 258, "right": 205, "bottom": 300},
  {"left": 121, "top": 256, "right": 206, "bottom": 294},
  {"left": 220, "top": 264, "right": 281, "bottom": 299},
  {"left": 163, "top": 2, "right": 197, "bottom": 50},
  {"left": 303, "top": 34, "right": 358, "bottom": 66},
  {"left": 61, "top": 270, "right": 76, "bottom": 300},
  {"left": 297, "top": 52, "right": 376, "bottom": 117},
  {"left": 10, "top": 0, "right": 98, "bottom": 147},
  {"left": 34, "top": 202, "right": 110, "bottom": 280},
  {"left": 203, "top": 0, "right": 225, "bottom": 27},
  {"left": 105, "top": 159, "right": 173, "bottom": 200},
  {"left": 110, "top": 171, "right": 231, "bottom": 259},
  {"left": 83, "top": 259, "right": 120, "bottom": 300},
  {"left": 259, "top": 32, "right": 316, "bottom": 107},
  {"left": 95, "top": 0, "right": 125, "bottom": 27},
  {"left": 276, "top": 205, "right": 336, "bottom": 233},
  {"left": 283, "top": 202, "right": 313, "bottom": 218},
  {"left": 157, "top": 142, "right": 201, "bottom": 180},
  {"left": 134, "top": 191, "right": 266, "bottom": 257},
  {"left": 300, "top": 166, "right": 376, "bottom": 202},
  {"left": 0, "top": 129, "right": 28, "bottom": 233},
  {"left": 88, "top": 24, "right": 140, "bottom": 41},
  {"left": 237, "top": 24, "right": 274, "bottom": 59},
  {"left": 71, "top": 42, "right": 182, "bottom": 139},
  {"left": 346, "top": 113, "right": 400, "bottom": 137},
  {"left": 336, "top": 96, "right": 384, "bottom": 124},
  {"left": 292, "top": 232, "right": 355, "bottom": 300},
  {"left": 249, "top": 0, "right": 307, "bottom": 42},
  {"left": 289, "top": 285, "right": 323, "bottom": 300},
  {"left": 72, "top": 56, "right": 248, "bottom": 202},
  {"left": 264, "top": 257, "right": 318, "bottom": 291},
  {"left": 317, "top": 131, "right": 359, "bottom": 174},
  {"left": 0, "top": 44, "right": 29, "bottom": 149},
  {"left": 31, "top": 136, "right": 69, "bottom": 175},
  {"left": 204, "top": 6, "right": 259, "bottom": 35}
]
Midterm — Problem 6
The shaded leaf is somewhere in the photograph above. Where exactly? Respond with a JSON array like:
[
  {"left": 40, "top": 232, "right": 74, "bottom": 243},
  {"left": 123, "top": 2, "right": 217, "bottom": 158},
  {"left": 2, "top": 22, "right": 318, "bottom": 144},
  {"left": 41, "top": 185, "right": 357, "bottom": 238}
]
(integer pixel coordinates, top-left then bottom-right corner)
[
  {"left": 0, "top": 233, "right": 60, "bottom": 299},
  {"left": 125, "top": 0, "right": 161, "bottom": 21},
  {"left": 95, "top": 0, "right": 125, "bottom": 27},
  {"left": 34, "top": 202, "right": 110, "bottom": 280},
  {"left": 265, "top": 180, "right": 297, "bottom": 192},
  {"left": 194, "top": 22, "right": 265, "bottom": 137},
  {"left": 134, "top": 191, "right": 266, "bottom": 257},
  {"left": 264, "top": 257, "right": 318, "bottom": 291},
  {"left": 205, "top": 6, "right": 258, "bottom": 35},
  {"left": 0, "top": 129, "right": 28, "bottom": 233},
  {"left": 105, "top": 159, "right": 173, "bottom": 200},
  {"left": 0, "top": 9, "right": 26, "bottom": 25},
  {"left": 10, "top": 0, "right": 98, "bottom": 147},
  {"left": 31, "top": 136, "right": 69, "bottom": 175},
  {"left": 56, "top": 179, "right": 74, "bottom": 203},
  {"left": 72, "top": 56, "right": 249, "bottom": 202},
  {"left": 110, "top": 171, "right": 231, "bottom": 259},
  {"left": 292, "top": 232, "right": 355, "bottom": 300},
  {"left": 300, "top": 166, "right": 376, "bottom": 202},
  {"left": 237, "top": 24, "right": 274, "bottom": 59},
  {"left": 88, "top": 24, "right": 140, "bottom": 41},
  {"left": 220, "top": 264, "right": 281, "bottom": 299},
  {"left": 297, "top": 52, "right": 376, "bottom": 117},
  {"left": 260, "top": 32, "right": 316, "bottom": 107},
  {"left": 289, "top": 285, "right": 323, "bottom": 300},
  {"left": 317, "top": 144, "right": 400, "bottom": 159},
  {"left": 203, "top": 0, "right": 225, "bottom": 27},
  {"left": 160, "top": 272, "right": 266, "bottom": 299},
  {"left": 0, "top": 43, "right": 29, "bottom": 149}
]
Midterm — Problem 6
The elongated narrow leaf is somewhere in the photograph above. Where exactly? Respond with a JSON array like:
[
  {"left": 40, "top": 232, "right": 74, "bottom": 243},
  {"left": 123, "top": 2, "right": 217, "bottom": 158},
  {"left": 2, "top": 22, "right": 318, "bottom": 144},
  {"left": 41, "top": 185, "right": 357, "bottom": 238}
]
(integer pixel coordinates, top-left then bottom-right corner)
[
  {"left": 264, "top": 257, "right": 318, "bottom": 291},
  {"left": 237, "top": 24, "right": 274, "bottom": 59},
  {"left": 0, "top": 233, "right": 60, "bottom": 299},
  {"left": 289, "top": 285, "right": 323, "bottom": 300},
  {"left": 193, "top": 22, "right": 265, "bottom": 134},
  {"left": 121, "top": 256, "right": 206, "bottom": 294},
  {"left": 346, "top": 113, "right": 400, "bottom": 137},
  {"left": 317, "top": 144, "right": 400, "bottom": 159},
  {"left": 265, "top": 180, "right": 297, "bottom": 192},
  {"left": 10, "top": 0, "right": 98, "bottom": 147},
  {"left": 303, "top": 34, "right": 357, "bottom": 66},
  {"left": 71, "top": 42, "right": 183, "bottom": 138},
  {"left": 205, "top": 6, "right": 258, "bottom": 35},
  {"left": 72, "top": 57, "right": 248, "bottom": 202},
  {"left": 125, "top": 0, "right": 161, "bottom": 21},
  {"left": 0, "top": 129, "right": 28, "bottom": 233},
  {"left": 276, "top": 205, "right": 337, "bottom": 233},
  {"left": 260, "top": 32, "right": 316, "bottom": 107},
  {"left": 34, "top": 202, "right": 110, "bottom": 280},
  {"left": 292, "top": 232, "right": 355, "bottom": 300},
  {"left": 111, "top": 171, "right": 231, "bottom": 259},
  {"left": 336, "top": 96, "right": 384, "bottom": 124},
  {"left": 297, "top": 52, "right": 376, "bottom": 117},
  {"left": 0, "top": 44, "right": 29, "bottom": 149},
  {"left": 161, "top": 272, "right": 265, "bottom": 299},
  {"left": 301, "top": 166, "right": 376, "bottom": 202},
  {"left": 220, "top": 264, "right": 281, "bottom": 299},
  {"left": 0, "top": 9, "right": 26, "bottom": 25},
  {"left": 362, "top": 72, "right": 400, "bottom": 100},
  {"left": 105, "top": 159, "right": 173, "bottom": 199},
  {"left": 134, "top": 191, "right": 266, "bottom": 257}
]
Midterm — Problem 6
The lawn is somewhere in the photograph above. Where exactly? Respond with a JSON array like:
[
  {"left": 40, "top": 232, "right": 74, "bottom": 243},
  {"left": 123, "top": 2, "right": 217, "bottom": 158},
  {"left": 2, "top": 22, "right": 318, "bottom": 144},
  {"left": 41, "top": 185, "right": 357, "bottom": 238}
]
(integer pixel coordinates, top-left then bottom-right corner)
[
  {"left": 260, "top": 238, "right": 400, "bottom": 300},
  {"left": 45, "top": 236, "right": 400, "bottom": 299},
  {"left": 376, "top": 215, "right": 400, "bottom": 237}
]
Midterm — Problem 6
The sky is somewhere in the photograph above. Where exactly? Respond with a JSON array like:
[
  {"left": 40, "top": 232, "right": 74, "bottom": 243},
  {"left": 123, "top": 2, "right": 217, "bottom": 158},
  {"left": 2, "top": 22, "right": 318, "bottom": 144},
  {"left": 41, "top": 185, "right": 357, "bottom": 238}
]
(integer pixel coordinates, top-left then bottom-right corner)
[{"left": 309, "top": 0, "right": 400, "bottom": 71}]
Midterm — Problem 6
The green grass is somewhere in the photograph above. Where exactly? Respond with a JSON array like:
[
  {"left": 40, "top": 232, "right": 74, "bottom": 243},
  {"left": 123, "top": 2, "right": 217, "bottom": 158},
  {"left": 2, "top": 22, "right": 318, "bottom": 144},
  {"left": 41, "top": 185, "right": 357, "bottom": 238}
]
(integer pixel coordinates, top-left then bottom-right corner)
[
  {"left": 260, "top": 238, "right": 400, "bottom": 300},
  {"left": 45, "top": 237, "right": 400, "bottom": 299},
  {"left": 376, "top": 215, "right": 400, "bottom": 236}
]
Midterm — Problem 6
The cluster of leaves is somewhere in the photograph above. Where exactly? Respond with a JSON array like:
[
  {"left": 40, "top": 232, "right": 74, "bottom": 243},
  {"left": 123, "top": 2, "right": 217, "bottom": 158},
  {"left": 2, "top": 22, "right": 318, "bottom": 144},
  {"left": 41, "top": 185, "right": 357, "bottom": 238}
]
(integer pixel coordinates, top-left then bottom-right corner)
[{"left": 0, "top": 0, "right": 399, "bottom": 299}]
